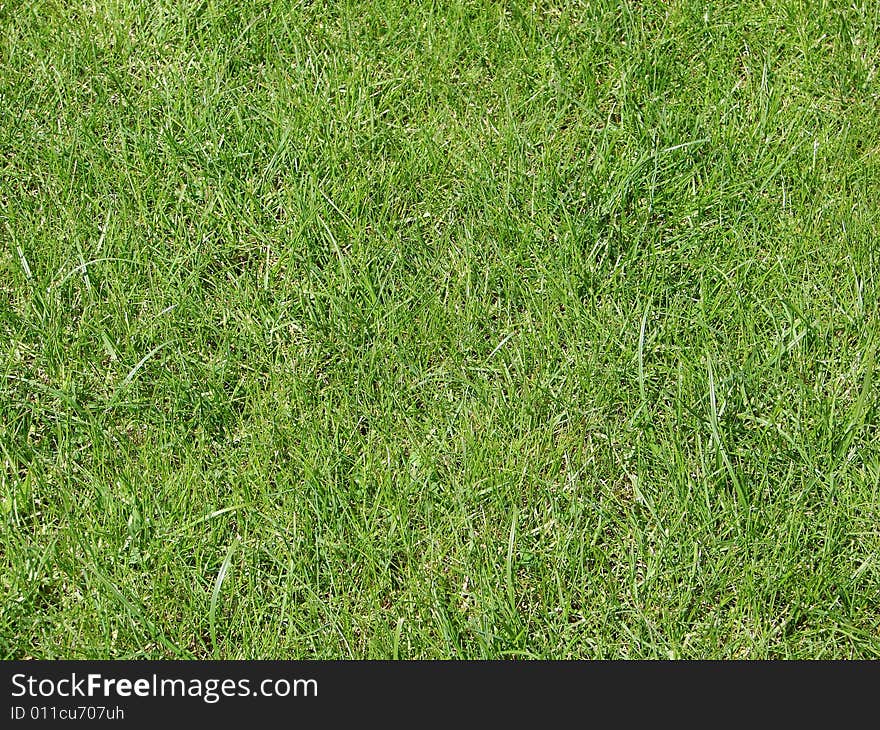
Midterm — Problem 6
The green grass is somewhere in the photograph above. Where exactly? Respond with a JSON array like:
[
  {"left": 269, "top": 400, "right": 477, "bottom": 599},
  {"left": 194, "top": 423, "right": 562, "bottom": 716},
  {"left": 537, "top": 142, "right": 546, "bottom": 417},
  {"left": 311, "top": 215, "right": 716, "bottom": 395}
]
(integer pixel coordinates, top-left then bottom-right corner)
[{"left": 1, "top": 0, "right": 879, "bottom": 659}]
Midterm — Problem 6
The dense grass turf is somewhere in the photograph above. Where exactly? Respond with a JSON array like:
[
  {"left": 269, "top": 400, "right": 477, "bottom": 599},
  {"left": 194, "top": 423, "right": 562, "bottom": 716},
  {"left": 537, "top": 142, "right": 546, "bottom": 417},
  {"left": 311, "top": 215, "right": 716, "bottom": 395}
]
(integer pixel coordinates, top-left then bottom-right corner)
[{"left": 2, "top": 0, "right": 879, "bottom": 658}]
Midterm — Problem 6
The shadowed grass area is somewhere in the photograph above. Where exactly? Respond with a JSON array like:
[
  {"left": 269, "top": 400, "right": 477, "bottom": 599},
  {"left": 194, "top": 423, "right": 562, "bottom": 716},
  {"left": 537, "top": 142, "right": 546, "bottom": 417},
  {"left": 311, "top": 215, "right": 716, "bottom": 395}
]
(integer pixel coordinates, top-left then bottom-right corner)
[{"left": 1, "top": 0, "right": 879, "bottom": 658}]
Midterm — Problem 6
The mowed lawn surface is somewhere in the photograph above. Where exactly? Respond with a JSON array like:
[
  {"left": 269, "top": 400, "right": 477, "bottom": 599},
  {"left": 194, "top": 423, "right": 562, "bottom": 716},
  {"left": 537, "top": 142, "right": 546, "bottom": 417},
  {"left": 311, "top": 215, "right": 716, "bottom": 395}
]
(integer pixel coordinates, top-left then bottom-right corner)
[{"left": 2, "top": 0, "right": 879, "bottom": 658}]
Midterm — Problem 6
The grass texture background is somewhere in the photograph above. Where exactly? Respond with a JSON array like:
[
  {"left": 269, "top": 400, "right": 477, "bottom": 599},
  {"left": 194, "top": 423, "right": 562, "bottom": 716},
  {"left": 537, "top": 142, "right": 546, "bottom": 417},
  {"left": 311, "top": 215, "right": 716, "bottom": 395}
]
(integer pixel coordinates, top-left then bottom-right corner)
[{"left": 2, "top": 0, "right": 879, "bottom": 657}]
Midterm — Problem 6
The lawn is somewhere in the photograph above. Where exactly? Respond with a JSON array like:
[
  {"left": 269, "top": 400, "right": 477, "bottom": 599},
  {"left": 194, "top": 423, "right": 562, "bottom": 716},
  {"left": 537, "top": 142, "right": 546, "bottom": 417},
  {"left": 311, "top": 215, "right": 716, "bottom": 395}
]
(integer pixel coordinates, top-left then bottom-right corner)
[{"left": 1, "top": 0, "right": 879, "bottom": 659}]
